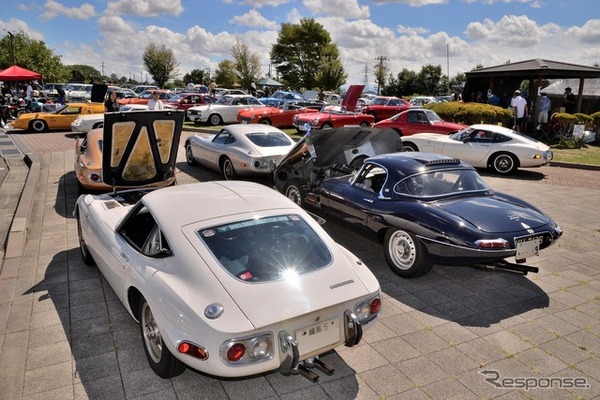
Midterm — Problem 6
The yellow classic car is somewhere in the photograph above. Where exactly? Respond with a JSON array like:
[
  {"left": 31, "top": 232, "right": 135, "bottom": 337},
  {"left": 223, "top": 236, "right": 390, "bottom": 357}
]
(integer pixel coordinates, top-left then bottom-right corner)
[{"left": 7, "top": 103, "right": 105, "bottom": 133}]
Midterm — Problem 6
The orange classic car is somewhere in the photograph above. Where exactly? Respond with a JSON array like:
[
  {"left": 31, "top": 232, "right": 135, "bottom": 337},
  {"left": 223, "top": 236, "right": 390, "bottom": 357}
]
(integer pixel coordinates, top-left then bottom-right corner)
[
  {"left": 6, "top": 103, "right": 105, "bottom": 133},
  {"left": 118, "top": 89, "right": 173, "bottom": 106},
  {"left": 237, "top": 101, "right": 323, "bottom": 128}
]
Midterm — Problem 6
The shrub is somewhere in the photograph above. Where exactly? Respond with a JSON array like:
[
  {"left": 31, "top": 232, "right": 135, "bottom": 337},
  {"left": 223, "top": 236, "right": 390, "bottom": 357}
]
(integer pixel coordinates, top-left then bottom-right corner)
[{"left": 424, "top": 102, "right": 512, "bottom": 126}]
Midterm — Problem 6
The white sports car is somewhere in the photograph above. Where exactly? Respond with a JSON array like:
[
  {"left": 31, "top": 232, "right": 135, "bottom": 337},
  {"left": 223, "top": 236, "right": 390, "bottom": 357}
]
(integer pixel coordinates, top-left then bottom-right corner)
[
  {"left": 187, "top": 94, "right": 264, "bottom": 126},
  {"left": 74, "top": 111, "right": 381, "bottom": 380},
  {"left": 185, "top": 124, "right": 296, "bottom": 180},
  {"left": 75, "top": 184, "right": 381, "bottom": 380},
  {"left": 401, "top": 124, "right": 553, "bottom": 174}
]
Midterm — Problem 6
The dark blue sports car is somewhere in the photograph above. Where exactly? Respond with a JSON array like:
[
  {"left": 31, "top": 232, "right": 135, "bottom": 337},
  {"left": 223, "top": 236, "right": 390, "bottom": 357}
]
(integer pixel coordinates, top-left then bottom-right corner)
[{"left": 277, "top": 151, "right": 562, "bottom": 278}]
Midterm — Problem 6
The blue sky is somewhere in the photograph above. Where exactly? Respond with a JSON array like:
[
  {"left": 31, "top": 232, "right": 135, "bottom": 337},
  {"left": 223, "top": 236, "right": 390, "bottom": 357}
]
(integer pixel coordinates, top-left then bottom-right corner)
[{"left": 1, "top": 0, "right": 599, "bottom": 91}]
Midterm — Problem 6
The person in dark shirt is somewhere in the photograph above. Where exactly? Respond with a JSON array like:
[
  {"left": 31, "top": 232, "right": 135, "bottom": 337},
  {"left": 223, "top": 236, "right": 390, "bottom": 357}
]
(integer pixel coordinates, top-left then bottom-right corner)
[
  {"left": 104, "top": 91, "right": 120, "bottom": 112},
  {"left": 563, "top": 87, "right": 576, "bottom": 114}
]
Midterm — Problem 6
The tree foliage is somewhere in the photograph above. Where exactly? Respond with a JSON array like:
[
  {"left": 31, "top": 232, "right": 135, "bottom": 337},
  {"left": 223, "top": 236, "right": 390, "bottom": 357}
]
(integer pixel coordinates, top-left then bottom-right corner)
[
  {"left": 66, "top": 64, "right": 103, "bottom": 83},
  {"left": 0, "top": 31, "right": 68, "bottom": 82},
  {"left": 142, "top": 43, "right": 179, "bottom": 88},
  {"left": 373, "top": 59, "right": 389, "bottom": 95},
  {"left": 270, "top": 18, "right": 346, "bottom": 91},
  {"left": 383, "top": 65, "right": 447, "bottom": 97},
  {"left": 183, "top": 68, "right": 208, "bottom": 85},
  {"left": 214, "top": 60, "right": 237, "bottom": 88},
  {"left": 231, "top": 37, "right": 262, "bottom": 91}
]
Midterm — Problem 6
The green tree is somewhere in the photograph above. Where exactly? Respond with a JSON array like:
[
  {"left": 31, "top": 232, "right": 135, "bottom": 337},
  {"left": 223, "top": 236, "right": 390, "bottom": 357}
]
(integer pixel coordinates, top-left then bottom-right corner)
[
  {"left": 142, "top": 43, "right": 179, "bottom": 88},
  {"left": 449, "top": 72, "right": 466, "bottom": 91},
  {"left": 0, "top": 31, "right": 68, "bottom": 82},
  {"left": 373, "top": 58, "right": 389, "bottom": 95},
  {"left": 183, "top": 69, "right": 207, "bottom": 85},
  {"left": 66, "top": 64, "right": 103, "bottom": 83},
  {"left": 315, "top": 44, "right": 347, "bottom": 91},
  {"left": 383, "top": 68, "right": 419, "bottom": 97},
  {"left": 270, "top": 18, "right": 345, "bottom": 90},
  {"left": 417, "top": 64, "right": 444, "bottom": 95},
  {"left": 231, "top": 37, "right": 262, "bottom": 91},
  {"left": 214, "top": 60, "right": 237, "bottom": 88}
]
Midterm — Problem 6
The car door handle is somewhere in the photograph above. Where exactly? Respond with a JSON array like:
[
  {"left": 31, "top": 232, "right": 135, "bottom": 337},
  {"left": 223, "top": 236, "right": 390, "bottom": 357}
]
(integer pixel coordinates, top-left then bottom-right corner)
[
  {"left": 362, "top": 198, "right": 373, "bottom": 203},
  {"left": 120, "top": 252, "right": 129, "bottom": 262}
]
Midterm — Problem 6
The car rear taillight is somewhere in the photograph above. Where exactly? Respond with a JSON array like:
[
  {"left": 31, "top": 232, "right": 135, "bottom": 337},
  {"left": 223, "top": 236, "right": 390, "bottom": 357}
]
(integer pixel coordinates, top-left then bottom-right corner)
[
  {"left": 177, "top": 341, "right": 208, "bottom": 360},
  {"left": 369, "top": 298, "right": 381, "bottom": 314},
  {"left": 475, "top": 238, "right": 509, "bottom": 249},
  {"left": 226, "top": 343, "right": 246, "bottom": 362},
  {"left": 90, "top": 173, "right": 100, "bottom": 182}
]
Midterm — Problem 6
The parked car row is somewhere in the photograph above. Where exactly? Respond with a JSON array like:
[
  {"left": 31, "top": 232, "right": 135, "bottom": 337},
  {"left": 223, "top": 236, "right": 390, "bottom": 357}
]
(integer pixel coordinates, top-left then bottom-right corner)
[{"left": 73, "top": 110, "right": 560, "bottom": 383}]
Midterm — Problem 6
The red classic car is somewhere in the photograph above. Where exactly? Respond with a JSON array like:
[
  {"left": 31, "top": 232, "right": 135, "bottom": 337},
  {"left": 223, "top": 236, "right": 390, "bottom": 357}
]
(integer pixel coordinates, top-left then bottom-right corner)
[
  {"left": 118, "top": 89, "right": 173, "bottom": 105},
  {"left": 292, "top": 85, "right": 374, "bottom": 131},
  {"left": 164, "top": 93, "right": 216, "bottom": 112},
  {"left": 237, "top": 102, "right": 322, "bottom": 128},
  {"left": 374, "top": 108, "right": 466, "bottom": 136},
  {"left": 361, "top": 96, "right": 411, "bottom": 121}
]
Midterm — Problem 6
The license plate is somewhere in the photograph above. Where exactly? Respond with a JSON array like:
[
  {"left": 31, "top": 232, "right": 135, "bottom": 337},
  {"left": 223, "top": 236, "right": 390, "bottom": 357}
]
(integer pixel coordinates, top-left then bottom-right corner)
[
  {"left": 295, "top": 317, "right": 340, "bottom": 355},
  {"left": 515, "top": 235, "right": 542, "bottom": 260}
]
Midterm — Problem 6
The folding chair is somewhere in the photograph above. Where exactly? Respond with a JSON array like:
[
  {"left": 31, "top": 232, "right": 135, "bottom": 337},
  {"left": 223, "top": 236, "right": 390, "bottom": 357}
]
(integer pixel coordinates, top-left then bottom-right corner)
[{"left": 539, "top": 113, "right": 560, "bottom": 142}]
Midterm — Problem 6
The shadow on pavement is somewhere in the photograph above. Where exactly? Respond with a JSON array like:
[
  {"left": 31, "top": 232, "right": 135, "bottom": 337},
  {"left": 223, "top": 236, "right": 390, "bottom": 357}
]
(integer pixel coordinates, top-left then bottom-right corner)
[{"left": 22, "top": 248, "right": 361, "bottom": 398}]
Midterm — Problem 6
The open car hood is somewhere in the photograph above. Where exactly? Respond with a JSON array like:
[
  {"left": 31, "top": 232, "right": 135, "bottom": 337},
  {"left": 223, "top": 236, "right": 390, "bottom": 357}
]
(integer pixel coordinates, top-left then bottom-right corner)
[
  {"left": 340, "top": 84, "right": 364, "bottom": 112},
  {"left": 101, "top": 110, "right": 184, "bottom": 187}
]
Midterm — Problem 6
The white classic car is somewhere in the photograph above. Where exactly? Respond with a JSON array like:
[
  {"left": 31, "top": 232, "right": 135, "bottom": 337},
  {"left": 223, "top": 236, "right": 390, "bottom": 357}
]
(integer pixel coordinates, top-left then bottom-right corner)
[
  {"left": 76, "top": 191, "right": 381, "bottom": 380},
  {"left": 187, "top": 94, "right": 264, "bottom": 126},
  {"left": 71, "top": 104, "right": 175, "bottom": 134},
  {"left": 185, "top": 124, "right": 296, "bottom": 180},
  {"left": 401, "top": 124, "right": 553, "bottom": 174}
]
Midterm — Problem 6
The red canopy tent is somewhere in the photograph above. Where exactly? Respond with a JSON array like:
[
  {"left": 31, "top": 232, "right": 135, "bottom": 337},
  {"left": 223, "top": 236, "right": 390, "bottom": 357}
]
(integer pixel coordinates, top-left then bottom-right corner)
[{"left": 0, "top": 65, "right": 43, "bottom": 81}]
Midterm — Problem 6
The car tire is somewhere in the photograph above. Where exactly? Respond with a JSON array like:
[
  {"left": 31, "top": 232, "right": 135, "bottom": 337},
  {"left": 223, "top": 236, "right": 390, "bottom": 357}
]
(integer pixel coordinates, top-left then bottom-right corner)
[
  {"left": 30, "top": 119, "right": 48, "bottom": 133},
  {"left": 222, "top": 157, "right": 237, "bottom": 180},
  {"left": 284, "top": 180, "right": 304, "bottom": 207},
  {"left": 139, "top": 297, "right": 186, "bottom": 378},
  {"left": 76, "top": 211, "right": 95, "bottom": 266},
  {"left": 321, "top": 122, "right": 333, "bottom": 129},
  {"left": 258, "top": 118, "right": 271, "bottom": 125},
  {"left": 402, "top": 142, "right": 418, "bottom": 152},
  {"left": 185, "top": 142, "right": 197, "bottom": 165},
  {"left": 490, "top": 152, "right": 517, "bottom": 174},
  {"left": 383, "top": 229, "right": 432, "bottom": 278},
  {"left": 359, "top": 121, "right": 370, "bottom": 127},
  {"left": 92, "top": 122, "right": 103, "bottom": 130},
  {"left": 208, "top": 114, "right": 222, "bottom": 126}
]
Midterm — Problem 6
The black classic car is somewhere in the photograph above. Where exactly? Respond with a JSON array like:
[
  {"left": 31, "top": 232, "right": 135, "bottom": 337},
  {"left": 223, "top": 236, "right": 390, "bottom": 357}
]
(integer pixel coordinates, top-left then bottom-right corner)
[{"left": 276, "top": 149, "right": 562, "bottom": 278}]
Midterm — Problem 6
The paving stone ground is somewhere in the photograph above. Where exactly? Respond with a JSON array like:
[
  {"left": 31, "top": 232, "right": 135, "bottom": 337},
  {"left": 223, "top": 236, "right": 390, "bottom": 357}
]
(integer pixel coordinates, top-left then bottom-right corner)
[{"left": 0, "top": 130, "right": 599, "bottom": 399}]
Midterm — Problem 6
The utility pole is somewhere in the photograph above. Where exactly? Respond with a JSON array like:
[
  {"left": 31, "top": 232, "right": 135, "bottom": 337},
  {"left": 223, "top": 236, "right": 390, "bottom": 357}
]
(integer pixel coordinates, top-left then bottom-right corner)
[
  {"left": 101, "top": 60, "right": 105, "bottom": 77},
  {"left": 374, "top": 55, "right": 389, "bottom": 95},
  {"left": 362, "top": 63, "right": 369, "bottom": 89},
  {"left": 4, "top": 30, "right": 16, "bottom": 65},
  {"left": 446, "top": 42, "right": 450, "bottom": 93}
]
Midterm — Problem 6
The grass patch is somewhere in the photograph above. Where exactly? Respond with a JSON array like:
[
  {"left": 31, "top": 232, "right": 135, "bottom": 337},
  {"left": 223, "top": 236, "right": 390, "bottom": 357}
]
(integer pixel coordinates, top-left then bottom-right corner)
[{"left": 550, "top": 143, "right": 600, "bottom": 165}]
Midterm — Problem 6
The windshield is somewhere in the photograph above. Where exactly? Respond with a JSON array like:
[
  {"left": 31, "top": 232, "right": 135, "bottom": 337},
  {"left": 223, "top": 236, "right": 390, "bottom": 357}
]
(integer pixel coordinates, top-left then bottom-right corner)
[
  {"left": 425, "top": 109, "right": 442, "bottom": 123},
  {"left": 215, "top": 96, "right": 234, "bottom": 105},
  {"left": 199, "top": 214, "right": 332, "bottom": 283},
  {"left": 246, "top": 131, "right": 294, "bottom": 147},
  {"left": 395, "top": 169, "right": 490, "bottom": 198},
  {"left": 370, "top": 97, "right": 389, "bottom": 105}
]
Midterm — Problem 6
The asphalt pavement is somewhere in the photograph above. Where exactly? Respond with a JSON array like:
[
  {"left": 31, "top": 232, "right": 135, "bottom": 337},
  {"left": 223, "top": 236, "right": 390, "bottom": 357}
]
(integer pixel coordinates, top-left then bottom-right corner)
[{"left": 0, "top": 128, "right": 599, "bottom": 400}]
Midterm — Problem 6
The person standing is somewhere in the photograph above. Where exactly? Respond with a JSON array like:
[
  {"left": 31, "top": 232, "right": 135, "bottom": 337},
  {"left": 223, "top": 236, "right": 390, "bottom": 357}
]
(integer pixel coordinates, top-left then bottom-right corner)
[
  {"left": 536, "top": 92, "right": 551, "bottom": 130},
  {"left": 104, "top": 91, "right": 120, "bottom": 112},
  {"left": 510, "top": 90, "right": 528, "bottom": 133},
  {"left": 563, "top": 87, "right": 576, "bottom": 114},
  {"left": 56, "top": 85, "right": 66, "bottom": 105},
  {"left": 147, "top": 91, "right": 164, "bottom": 110},
  {"left": 186, "top": 82, "right": 195, "bottom": 92},
  {"left": 209, "top": 79, "right": 217, "bottom": 96}
]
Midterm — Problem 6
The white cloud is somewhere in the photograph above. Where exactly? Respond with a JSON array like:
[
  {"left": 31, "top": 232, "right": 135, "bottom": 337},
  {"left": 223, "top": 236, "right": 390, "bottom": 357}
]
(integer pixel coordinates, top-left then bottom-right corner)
[
  {"left": 0, "top": 18, "right": 44, "bottom": 40},
  {"left": 465, "top": 15, "right": 545, "bottom": 47},
  {"left": 371, "top": 0, "right": 448, "bottom": 6},
  {"left": 397, "top": 25, "right": 429, "bottom": 35},
  {"left": 567, "top": 19, "right": 600, "bottom": 45},
  {"left": 40, "top": 0, "right": 96, "bottom": 21},
  {"left": 243, "top": 0, "right": 290, "bottom": 7},
  {"left": 229, "top": 10, "right": 278, "bottom": 29},
  {"left": 105, "top": 0, "right": 184, "bottom": 17},
  {"left": 303, "top": 0, "right": 370, "bottom": 19}
]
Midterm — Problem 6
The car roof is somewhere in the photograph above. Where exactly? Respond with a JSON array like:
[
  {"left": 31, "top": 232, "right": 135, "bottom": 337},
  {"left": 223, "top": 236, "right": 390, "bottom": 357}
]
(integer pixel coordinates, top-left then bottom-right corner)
[
  {"left": 221, "top": 123, "right": 287, "bottom": 135},
  {"left": 143, "top": 181, "right": 297, "bottom": 227},
  {"left": 367, "top": 152, "right": 472, "bottom": 177}
]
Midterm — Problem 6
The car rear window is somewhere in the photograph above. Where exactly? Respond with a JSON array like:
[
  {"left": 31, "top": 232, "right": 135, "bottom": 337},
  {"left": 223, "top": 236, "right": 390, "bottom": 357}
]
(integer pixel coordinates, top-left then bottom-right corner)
[
  {"left": 245, "top": 132, "right": 293, "bottom": 147},
  {"left": 199, "top": 214, "right": 332, "bottom": 282}
]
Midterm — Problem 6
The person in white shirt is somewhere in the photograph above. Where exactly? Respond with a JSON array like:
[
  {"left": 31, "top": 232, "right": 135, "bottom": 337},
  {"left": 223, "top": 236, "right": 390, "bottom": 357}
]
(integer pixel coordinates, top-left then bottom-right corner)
[
  {"left": 510, "top": 89, "right": 528, "bottom": 133},
  {"left": 25, "top": 82, "right": 33, "bottom": 101},
  {"left": 147, "top": 91, "right": 164, "bottom": 110}
]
